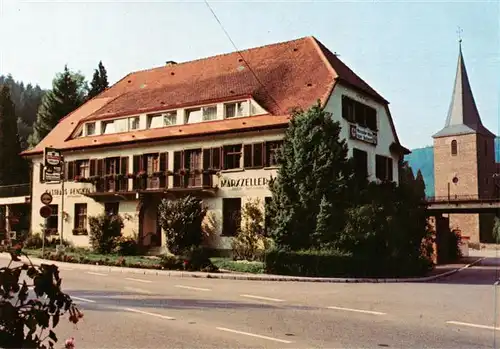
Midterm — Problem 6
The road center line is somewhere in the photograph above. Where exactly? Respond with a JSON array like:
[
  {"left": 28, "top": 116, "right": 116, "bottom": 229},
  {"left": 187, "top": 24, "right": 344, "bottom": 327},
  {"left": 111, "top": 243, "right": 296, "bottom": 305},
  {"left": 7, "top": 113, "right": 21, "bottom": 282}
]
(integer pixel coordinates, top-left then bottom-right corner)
[
  {"left": 446, "top": 321, "right": 500, "bottom": 331},
  {"left": 124, "top": 286, "right": 153, "bottom": 294},
  {"left": 124, "top": 308, "right": 175, "bottom": 320},
  {"left": 86, "top": 272, "right": 107, "bottom": 276},
  {"left": 327, "top": 306, "right": 386, "bottom": 316},
  {"left": 240, "top": 294, "right": 284, "bottom": 302},
  {"left": 125, "top": 277, "right": 152, "bottom": 283},
  {"left": 216, "top": 327, "right": 293, "bottom": 344},
  {"left": 175, "top": 285, "right": 211, "bottom": 292},
  {"left": 71, "top": 296, "right": 96, "bottom": 303}
]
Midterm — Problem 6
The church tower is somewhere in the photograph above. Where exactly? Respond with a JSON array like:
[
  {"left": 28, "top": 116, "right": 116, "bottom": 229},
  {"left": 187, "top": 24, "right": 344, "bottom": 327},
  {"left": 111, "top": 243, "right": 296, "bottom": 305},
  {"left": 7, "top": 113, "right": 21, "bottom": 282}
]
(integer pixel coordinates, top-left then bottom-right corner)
[{"left": 432, "top": 41, "right": 497, "bottom": 243}]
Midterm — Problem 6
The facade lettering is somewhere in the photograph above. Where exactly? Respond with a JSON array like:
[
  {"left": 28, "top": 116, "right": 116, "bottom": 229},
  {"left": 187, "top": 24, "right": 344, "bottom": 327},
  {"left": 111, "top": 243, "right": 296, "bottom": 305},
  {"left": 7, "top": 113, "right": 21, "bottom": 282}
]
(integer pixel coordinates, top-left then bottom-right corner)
[
  {"left": 45, "top": 188, "right": 93, "bottom": 196},
  {"left": 220, "top": 176, "right": 275, "bottom": 188}
]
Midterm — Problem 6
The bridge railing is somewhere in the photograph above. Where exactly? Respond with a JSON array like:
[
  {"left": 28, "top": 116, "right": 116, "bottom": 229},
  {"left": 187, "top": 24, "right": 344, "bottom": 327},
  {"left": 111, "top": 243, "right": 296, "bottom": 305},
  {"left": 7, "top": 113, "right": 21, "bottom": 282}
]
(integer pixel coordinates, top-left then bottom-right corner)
[
  {"left": 0, "top": 184, "right": 30, "bottom": 198},
  {"left": 426, "top": 194, "right": 499, "bottom": 203}
]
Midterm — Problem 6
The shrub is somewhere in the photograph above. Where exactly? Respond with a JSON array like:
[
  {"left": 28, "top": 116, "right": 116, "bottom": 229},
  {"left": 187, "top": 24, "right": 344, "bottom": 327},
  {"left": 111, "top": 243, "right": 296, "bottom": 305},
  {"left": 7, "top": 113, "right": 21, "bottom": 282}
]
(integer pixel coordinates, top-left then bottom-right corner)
[
  {"left": 159, "top": 254, "right": 183, "bottom": 270},
  {"left": 0, "top": 246, "right": 83, "bottom": 348},
  {"left": 265, "top": 248, "right": 431, "bottom": 278},
  {"left": 231, "top": 198, "right": 271, "bottom": 261},
  {"left": 89, "top": 214, "right": 124, "bottom": 254},
  {"left": 24, "top": 233, "right": 45, "bottom": 249},
  {"left": 158, "top": 195, "right": 207, "bottom": 255},
  {"left": 182, "top": 247, "right": 219, "bottom": 273},
  {"left": 113, "top": 236, "right": 140, "bottom": 256}
]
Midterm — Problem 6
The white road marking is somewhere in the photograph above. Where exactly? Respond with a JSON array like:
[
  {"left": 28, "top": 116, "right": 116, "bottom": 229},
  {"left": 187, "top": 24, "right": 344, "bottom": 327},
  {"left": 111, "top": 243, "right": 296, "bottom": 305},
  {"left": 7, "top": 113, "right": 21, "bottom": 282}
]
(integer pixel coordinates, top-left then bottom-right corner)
[
  {"left": 71, "top": 296, "right": 96, "bottom": 303},
  {"left": 124, "top": 286, "right": 153, "bottom": 294},
  {"left": 124, "top": 308, "right": 175, "bottom": 320},
  {"left": 216, "top": 327, "right": 293, "bottom": 344},
  {"left": 175, "top": 285, "right": 211, "bottom": 292},
  {"left": 86, "top": 272, "right": 107, "bottom": 276},
  {"left": 125, "top": 277, "right": 152, "bottom": 283},
  {"left": 327, "top": 306, "right": 386, "bottom": 316},
  {"left": 447, "top": 321, "right": 500, "bottom": 331},
  {"left": 240, "top": 294, "right": 284, "bottom": 302},
  {"left": 60, "top": 268, "right": 74, "bottom": 271}
]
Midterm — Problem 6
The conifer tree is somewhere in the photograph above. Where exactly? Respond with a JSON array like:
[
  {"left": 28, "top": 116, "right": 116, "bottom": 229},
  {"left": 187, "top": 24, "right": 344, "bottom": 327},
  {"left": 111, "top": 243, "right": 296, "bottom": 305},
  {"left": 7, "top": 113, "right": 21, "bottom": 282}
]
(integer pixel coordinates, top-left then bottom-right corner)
[
  {"left": 0, "top": 85, "right": 28, "bottom": 184},
  {"left": 269, "top": 102, "right": 353, "bottom": 250},
  {"left": 87, "top": 61, "right": 109, "bottom": 100},
  {"left": 28, "top": 66, "right": 86, "bottom": 147}
]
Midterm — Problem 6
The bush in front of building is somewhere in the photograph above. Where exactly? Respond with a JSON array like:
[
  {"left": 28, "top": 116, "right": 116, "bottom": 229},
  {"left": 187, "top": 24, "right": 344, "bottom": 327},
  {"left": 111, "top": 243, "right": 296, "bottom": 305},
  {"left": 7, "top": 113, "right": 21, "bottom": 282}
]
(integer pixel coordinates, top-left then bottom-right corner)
[
  {"left": 231, "top": 198, "right": 272, "bottom": 261},
  {"left": 265, "top": 248, "right": 355, "bottom": 277},
  {"left": 113, "top": 236, "right": 140, "bottom": 256},
  {"left": 88, "top": 213, "right": 124, "bottom": 254},
  {"left": 158, "top": 195, "right": 207, "bottom": 255},
  {"left": 267, "top": 103, "right": 353, "bottom": 251}
]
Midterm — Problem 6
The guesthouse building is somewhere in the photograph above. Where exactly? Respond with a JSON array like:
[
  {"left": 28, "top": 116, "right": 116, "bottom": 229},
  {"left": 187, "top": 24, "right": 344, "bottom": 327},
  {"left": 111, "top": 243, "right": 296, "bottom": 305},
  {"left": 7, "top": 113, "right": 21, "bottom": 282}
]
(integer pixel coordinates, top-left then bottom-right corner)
[{"left": 22, "top": 36, "right": 409, "bottom": 252}]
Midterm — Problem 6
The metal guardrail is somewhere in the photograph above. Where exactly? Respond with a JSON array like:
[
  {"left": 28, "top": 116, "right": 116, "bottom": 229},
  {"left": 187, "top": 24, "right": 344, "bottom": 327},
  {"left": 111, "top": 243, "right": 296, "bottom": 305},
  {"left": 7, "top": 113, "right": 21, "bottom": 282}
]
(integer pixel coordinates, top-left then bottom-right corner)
[
  {"left": 0, "top": 184, "right": 30, "bottom": 198},
  {"left": 425, "top": 195, "right": 500, "bottom": 203}
]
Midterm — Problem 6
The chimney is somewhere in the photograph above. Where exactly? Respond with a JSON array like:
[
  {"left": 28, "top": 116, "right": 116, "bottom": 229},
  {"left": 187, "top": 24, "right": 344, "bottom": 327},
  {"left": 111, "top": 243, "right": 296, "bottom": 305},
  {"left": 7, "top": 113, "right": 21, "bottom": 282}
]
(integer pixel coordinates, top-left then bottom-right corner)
[{"left": 166, "top": 61, "right": 177, "bottom": 67}]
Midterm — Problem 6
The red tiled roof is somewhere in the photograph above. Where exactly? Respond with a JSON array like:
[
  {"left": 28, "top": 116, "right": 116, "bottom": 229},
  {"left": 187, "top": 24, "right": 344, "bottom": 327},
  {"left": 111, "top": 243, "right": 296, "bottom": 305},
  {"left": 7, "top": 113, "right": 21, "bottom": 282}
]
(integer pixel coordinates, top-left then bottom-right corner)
[{"left": 22, "top": 36, "right": 393, "bottom": 156}]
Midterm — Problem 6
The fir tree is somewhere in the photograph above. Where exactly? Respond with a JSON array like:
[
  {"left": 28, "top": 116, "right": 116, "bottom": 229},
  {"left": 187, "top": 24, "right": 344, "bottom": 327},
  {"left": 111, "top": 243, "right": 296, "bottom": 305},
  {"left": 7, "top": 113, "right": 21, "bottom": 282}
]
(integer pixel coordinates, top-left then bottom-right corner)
[
  {"left": 28, "top": 66, "right": 86, "bottom": 147},
  {"left": 415, "top": 169, "right": 426, "bottom": 199},
  {"left": 87, "top": 61, "right": 109, "bottom": 100},
  {"left": 0, "top": 85, "right": 28, "bottom": 184},
  {"left": 269, "top": 102, "right": 353, "bottom": 250}
]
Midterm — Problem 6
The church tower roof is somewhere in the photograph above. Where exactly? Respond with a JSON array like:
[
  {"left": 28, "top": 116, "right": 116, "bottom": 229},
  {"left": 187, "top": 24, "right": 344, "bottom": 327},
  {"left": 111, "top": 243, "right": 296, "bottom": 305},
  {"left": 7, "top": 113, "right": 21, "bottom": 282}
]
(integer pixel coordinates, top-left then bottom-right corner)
[{"left": 433, "top": 41, "right": 495, "bottom": 138}]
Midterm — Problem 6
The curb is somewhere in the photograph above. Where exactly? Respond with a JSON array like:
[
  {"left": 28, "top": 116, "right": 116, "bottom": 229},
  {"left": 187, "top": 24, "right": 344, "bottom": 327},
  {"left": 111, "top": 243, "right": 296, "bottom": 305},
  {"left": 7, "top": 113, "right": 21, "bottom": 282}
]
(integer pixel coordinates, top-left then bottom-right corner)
[{"left": 0, "top": 253, "right": 485, "bottom": 283}]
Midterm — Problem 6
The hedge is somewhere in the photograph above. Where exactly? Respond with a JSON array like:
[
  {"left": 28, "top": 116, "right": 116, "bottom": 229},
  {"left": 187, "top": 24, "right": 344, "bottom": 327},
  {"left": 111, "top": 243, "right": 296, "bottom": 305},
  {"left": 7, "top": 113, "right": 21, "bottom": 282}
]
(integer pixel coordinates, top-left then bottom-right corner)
[{"left": 264, "top": 249, "right": 432, "bottom": 278}]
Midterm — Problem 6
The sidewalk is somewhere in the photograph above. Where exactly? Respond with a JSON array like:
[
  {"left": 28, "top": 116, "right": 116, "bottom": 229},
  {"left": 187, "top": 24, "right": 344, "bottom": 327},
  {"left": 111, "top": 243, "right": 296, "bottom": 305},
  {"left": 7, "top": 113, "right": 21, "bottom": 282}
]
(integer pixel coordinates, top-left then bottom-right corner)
[{"left": 0, "top": 252, "right": 484, "bottom": 284}]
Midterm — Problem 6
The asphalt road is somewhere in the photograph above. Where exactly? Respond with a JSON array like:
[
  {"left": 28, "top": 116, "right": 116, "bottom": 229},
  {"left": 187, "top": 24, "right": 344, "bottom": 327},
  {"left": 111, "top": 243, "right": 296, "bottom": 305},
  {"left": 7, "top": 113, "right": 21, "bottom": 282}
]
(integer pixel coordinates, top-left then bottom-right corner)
[{"left": 5, "top": 258, "right": 500, "bottom": 348}]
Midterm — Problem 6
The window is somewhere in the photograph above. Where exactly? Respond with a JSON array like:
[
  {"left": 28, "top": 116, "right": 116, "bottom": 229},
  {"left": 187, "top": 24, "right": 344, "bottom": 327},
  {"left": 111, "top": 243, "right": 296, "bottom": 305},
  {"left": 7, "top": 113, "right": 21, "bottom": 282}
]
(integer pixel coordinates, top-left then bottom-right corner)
[
  {"left": 225, "top": 102, "right": 245, "bottom": 118},
  {"left": 105, "top": 202, "right": 119, "bottom": 216},
  {"left": 129, "top": 117, "right": 140, "bottom": 130},
  {"left": 114, "top": 119, "right": 128, "bottom": 133},
  {"left": 342, "top": 96, "right": 377, "bottom": 131},
  {"left": 185, "top": 108, "right": 203, "bottom": 124},
  {"left": 451, "top": 140, "right": 458, "bottom": 156},
  {"left": 202, "top": 106, "right": 217, "bottom": 121},
  {"left": 244, "top": 143, "right": 264, "bottom": 168},
  {"left": 145, "top": 154, "right": 159, "bottom": 174},
  {"left": 353, "top": 148, "right": 368, "bottom": 180},
  {"left": 163, "top": 111, "right": 177, "bottom": 126},
  {"left": 265, "top": 141, "right": 283, "bottom": 167},
  {"left": 47, "top": 205, "right": 58, "bottom": 233},
  {"left": 86, "top": 123, "right": 96, "bottom": 136},
  {"left": 202, "top": 148, "right": 222, "bottom": 170},
  {"left": 74, "top": 204, "right": 87, "bottom": 230},
  {"left": 148, "top": 114, "right": 163, "bottom": 129},
  {"left": 375, "top": 155, "right": 393, "bottom": 181},
  {"left": 222, "top": 198, "right": 241, "bottom": 236},
  {"left": 223, "top": 145, "right": 242, "bottom": 169},
  {"left": 75, "top": 128, "right": 83, "bottom": 137},
  {"left": 105, "top": 157, "right": 120, "bottom": 174},
  {"left": 102, "top": 121, "right": 115, "bottom": 134},
  {"left": 76, "top": 160, "right": 90, "bottom": 178}
]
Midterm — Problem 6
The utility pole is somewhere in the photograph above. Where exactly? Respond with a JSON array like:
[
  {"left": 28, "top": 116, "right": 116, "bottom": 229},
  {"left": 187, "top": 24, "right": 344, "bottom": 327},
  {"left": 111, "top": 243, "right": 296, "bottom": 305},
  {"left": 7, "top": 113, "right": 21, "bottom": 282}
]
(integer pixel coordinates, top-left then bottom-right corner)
[{"left": 59, "top": 156, "right": 65, "bottom": 250}]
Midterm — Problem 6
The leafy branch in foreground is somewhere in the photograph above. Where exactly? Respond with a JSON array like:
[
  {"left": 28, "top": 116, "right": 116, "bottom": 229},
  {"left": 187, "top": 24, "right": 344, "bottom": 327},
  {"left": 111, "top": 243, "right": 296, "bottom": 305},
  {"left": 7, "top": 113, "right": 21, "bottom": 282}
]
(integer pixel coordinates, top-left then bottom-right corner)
[{"left": 0, "top": 245, "right": 82, "bottom": 348}]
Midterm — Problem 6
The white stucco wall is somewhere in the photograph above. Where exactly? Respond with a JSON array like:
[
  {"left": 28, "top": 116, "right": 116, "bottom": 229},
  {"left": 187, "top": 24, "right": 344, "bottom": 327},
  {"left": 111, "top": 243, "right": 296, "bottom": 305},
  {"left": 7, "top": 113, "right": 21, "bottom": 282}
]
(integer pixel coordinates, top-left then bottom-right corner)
[
  {"left": 29, "top": 86, "right": 401, "bottom": 249},
  {"left": 325, "top": 84, "right": 400, "bottom": 183}
]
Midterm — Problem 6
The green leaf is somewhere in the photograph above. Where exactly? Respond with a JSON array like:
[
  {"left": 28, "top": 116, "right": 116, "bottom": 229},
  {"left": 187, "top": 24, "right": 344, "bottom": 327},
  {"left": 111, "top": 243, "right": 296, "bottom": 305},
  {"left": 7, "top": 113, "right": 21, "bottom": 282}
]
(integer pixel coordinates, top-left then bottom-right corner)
[
  {"left": 48, "top": 330, "right": 57, "bottom": 342},
  {"left": 52, "top": 313, "right": 59, "bottom": 327}
]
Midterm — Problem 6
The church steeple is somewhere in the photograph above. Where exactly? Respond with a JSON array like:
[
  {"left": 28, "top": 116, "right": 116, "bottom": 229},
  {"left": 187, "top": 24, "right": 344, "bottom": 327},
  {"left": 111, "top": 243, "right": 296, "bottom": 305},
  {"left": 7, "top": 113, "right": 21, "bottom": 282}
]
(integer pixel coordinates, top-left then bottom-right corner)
[{"left": 433, "top": 40, "right": 495, "bottom": 138}]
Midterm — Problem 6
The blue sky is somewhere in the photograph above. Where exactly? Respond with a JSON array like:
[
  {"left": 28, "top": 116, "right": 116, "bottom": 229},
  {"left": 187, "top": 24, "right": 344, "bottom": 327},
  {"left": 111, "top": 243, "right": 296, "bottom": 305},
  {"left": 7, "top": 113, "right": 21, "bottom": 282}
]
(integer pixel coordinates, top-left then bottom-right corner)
[{"left": 0, "top": 0, "right": 498, "bottom": 149}]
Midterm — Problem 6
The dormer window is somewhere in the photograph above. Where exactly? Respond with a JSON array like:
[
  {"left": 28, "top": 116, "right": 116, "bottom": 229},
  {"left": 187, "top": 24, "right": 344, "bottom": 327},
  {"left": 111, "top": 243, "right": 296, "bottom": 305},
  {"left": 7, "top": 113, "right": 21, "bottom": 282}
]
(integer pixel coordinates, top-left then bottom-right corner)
[
  {"left": 86, "top": 123, "right": 96, "bottom": 136},
  {"left": 185, "top": 108, "right": 202, "bottom": 124},
  {"left": 163, "top": 111, "right": 177, "bottom": 126},
  {"left": 225, "top": 102, "right": 245, "bottom": 118},
  {"left": 202, "top": 106, "right": 217, "bottom": 121},
  {"left": 148, "top": 111, "right": 176, "bottom": 128},
  {"left": 102, "top": 120, "right": 115, "bottom": 134},
  {"left": 129, "top": 117, "right": 139, "bottom": 130}
]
